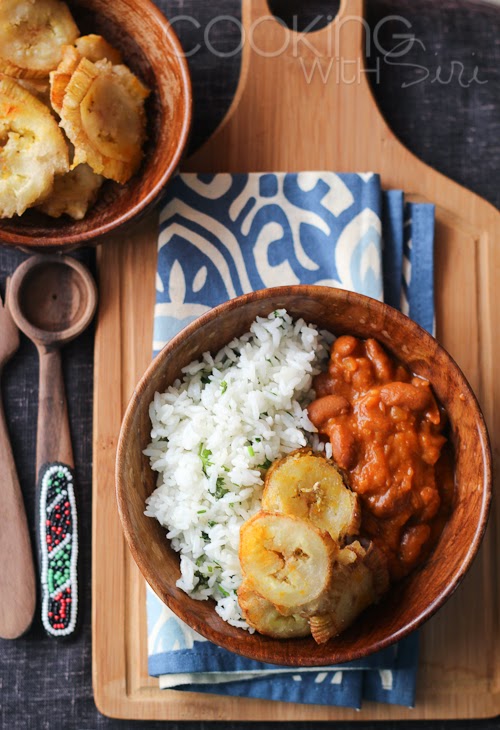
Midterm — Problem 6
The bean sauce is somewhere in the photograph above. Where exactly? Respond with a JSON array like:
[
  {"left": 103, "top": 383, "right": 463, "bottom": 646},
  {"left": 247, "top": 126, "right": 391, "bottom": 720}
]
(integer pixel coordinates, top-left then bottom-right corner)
[{"left": 308, "top": 336, "right": 454, "bottom": 580}]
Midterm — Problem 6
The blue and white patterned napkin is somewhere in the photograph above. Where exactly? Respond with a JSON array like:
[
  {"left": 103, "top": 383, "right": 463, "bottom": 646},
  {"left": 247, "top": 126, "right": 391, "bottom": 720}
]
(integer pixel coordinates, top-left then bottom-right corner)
[{"left": 149, "top": 172, "right": 435, "bottom": 709}]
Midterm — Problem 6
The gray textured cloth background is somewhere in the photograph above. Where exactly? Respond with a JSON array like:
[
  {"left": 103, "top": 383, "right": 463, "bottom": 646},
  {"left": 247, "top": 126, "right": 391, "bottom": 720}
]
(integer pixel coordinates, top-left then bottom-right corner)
[{"left": 0, "top": 1, "right": 499, "bottom": 728}]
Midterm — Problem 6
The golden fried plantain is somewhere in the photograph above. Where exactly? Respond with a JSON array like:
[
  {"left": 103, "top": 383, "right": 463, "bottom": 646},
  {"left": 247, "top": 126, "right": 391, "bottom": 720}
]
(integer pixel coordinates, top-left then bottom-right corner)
[
  {"left": 262, "top": 449, "right": 360, "bottom": 542},
  {"left": 74, "top": 34, "right": 122, "bottom": 65},
  {"left": 0, "top": 77, "right": 69, "bottom": 218},
  {"left": 239, "top": 511, "right": 337, "bottom": 612},
  {"left": 59, "top": 57, "right": 149, "bottom": 183},
  {"left": 50, "top": 36, "right": 123, "bottom": 114},
  {"left": 49, "top": 44, "right": 81, "bottom": 114},
  {"left": 0, "top": 0, "right": 78, "bottom": 79},
  {"left": 237, "top": 580, "right": 310, "bottom": 639},
  {"left": 36, "top": 163, "right": 104, "bottom": 220},
  {"left": 308, "top": 540, "right": 389, "bottom": 644}
]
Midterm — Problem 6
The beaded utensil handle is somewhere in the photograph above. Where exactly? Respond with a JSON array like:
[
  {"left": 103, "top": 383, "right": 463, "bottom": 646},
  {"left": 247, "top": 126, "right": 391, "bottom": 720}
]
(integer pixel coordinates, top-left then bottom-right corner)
[{"left": 38, "top": 463, "right": 78, "bottom": 637}]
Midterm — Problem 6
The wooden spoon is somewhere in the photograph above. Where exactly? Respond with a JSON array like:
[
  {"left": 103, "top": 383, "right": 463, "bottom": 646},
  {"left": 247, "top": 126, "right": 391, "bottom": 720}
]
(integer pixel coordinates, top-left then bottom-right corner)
[
  {"left": 0, "top": 278, "right": 36, "bottom": 639},
  {"left": 8, "top": 255, "right": 97, "bottom": 638}
]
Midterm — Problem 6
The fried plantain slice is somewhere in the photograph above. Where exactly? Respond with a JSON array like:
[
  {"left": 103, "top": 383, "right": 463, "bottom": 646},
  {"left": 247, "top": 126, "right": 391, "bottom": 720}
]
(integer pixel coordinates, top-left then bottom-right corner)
[
  {"left": 0, "top": 77, "right": 69, "bottom": 218},
  {"left": 308, "top": 540, "right": 389, "bottom": 644},
  {"left": 262, "top": 449, "right": 360, "bottom": 542},
  {"left": 36, "top": 163, "right": 104, "bottom": 220},
  {"left": 237, "top": 580, "right": 310, "bottom": 639},
  {"left": 239, "top": 511, "right": 337, "bottom": 612},
  {"left": 74, "top": 34, "right": 122, "bottom": 65},
  {"left": 0, "top": 0, "right": 79, "bottom": 79},
  {"left": 50, "top": 36, "right": 123, "bottom": 114},
  {"left": 49, "top": 44, "right": 81, "bottom": 114},
  {"left": 59, "top": 57, "right": 149, "bottom": 183}
]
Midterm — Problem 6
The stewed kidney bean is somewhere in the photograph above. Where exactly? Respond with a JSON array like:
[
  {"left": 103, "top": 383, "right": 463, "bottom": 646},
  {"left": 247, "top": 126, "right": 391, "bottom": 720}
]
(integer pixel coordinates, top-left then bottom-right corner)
[{"left": 308, "top": 336, "right": 454, "bottom": 580}]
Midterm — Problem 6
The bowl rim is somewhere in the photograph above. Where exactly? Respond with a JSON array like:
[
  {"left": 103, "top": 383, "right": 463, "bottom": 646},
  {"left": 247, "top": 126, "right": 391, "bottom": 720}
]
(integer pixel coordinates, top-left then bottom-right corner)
[
  {"left": 0, "top": 0, "right": 192, "bottom": 250},
  {"left": 116, "top": 285, "right": 492, "bottom": 665}
]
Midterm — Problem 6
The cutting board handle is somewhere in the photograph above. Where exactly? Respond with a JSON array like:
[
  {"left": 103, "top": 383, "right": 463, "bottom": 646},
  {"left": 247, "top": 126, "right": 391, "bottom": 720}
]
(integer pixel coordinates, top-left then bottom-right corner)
[
  {"left": 186, "top": 0, "right": 382, "bottom": 172},
  {"left": 244, "top": 0, "right": 365, "bottom": 59}
]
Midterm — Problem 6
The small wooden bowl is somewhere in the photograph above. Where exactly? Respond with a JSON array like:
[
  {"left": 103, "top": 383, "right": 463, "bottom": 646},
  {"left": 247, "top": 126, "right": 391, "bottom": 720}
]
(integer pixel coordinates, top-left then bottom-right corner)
[
  {"left": 0, "top": 0, "right": 191, "bottom": 251},
  {"left": 116, "top": 286, "right": 492, "bottom": 666}
]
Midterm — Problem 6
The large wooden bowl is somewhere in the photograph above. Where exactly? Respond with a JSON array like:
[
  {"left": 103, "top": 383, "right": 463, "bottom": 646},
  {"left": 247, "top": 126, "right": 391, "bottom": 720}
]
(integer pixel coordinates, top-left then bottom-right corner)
[
  {"left": 0, "top": 0, "right": 191, "bottom": 251},
  {"left": 116, "top": 286, "right": 492, "bottom": 666}
]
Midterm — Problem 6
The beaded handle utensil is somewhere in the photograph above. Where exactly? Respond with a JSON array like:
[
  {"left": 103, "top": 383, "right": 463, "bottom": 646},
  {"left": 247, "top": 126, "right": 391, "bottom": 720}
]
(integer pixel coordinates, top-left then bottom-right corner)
[
  {"left": 8, "top": 255, "right": 97, "bottom": 637},
  {"left": 38, "top": 463, "right": 78, "bottom": 635}
]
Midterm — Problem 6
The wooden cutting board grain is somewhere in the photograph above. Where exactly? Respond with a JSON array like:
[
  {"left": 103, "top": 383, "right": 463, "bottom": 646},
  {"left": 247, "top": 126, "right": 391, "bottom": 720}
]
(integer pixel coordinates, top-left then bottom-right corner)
[{"left": 92, "top": 0, "right": 500, "bottom": 720}]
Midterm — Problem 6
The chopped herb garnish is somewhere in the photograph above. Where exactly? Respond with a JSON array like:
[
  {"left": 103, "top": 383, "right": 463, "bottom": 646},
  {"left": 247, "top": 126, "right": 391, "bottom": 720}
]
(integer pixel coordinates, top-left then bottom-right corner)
[
  {"left": 196, "top": 556, "right": 204, "bottom": 566},
  {"left": 247, "top": 445, "right": 255, "bottom": 457},
  {"left": 218, "top": 585, "right": 230, "bottom": 598},
  {"left": 220, "top": 380, "right": 228, "bottom": 394},
  {"left": 259, "top": 458, "right": 273, "bottom": 470},
  {"left": 208, "top": 520, "right": 217, "bottom": 528},
  {"left": 254, "top": 437, "right": 261, "bottom": 442},
  {"left": 201, "top": 532, "right": 209, "bottom": 541},
  {"left": 198, "top": 443, "right": 213, "bottom": 476},
  {"left": 197, "top": 509, "right": 206, "bottom": 514},
  {"left": 222, "top": 465, "right": 230, "bottom": 472},
  {"left": 195, "top": 571, "right": 209, "bottom": 589},
  {"left": 207, "top": 565, "right": 213, "bottom": 573},
  {"left": 215, "top": 477, "right": 229, "bottom": 499},
  {"left": 201, "top": 374, "right": 210, "bottom": 384}
]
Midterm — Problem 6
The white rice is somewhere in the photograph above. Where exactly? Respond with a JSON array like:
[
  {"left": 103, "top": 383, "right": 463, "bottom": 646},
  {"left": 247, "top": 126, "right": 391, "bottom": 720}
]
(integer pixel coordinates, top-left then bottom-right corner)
[{"left": 144, "top": 309, "right": 332, "bottom": 629}]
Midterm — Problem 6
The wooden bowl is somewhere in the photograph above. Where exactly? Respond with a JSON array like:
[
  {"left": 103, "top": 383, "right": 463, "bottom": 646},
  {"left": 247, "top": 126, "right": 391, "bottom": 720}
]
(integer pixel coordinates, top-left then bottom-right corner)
[
  {"left": 0, "top": 0, "right": 191, "bottom": 251},
  {"left": 116, "top": 286, "right": 492, "bottom": 666}
]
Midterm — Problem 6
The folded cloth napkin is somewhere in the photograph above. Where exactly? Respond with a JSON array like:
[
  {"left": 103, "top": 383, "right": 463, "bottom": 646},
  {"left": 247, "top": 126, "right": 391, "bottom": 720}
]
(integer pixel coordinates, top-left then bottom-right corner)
[{"left": 149, "top": 172, "right": 435, "bottom": 709}]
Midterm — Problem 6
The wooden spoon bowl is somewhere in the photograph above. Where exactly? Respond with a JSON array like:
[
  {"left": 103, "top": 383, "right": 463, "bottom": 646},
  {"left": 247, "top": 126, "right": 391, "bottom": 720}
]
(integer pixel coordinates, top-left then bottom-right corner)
[
  {"left": 8, "top": 255, "right": 97, "bottom": 345},
  {"left": 0, "top": 0, "right": 192, "bottom": 251},
  {"left": 116, "top": 285, "right": 492, "bottom": 666}
]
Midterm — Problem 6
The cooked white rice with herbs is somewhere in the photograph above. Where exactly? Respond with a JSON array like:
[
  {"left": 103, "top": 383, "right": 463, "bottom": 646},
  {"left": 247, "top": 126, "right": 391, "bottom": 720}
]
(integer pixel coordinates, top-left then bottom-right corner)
[{"left": 144, "top": 309, "right": 332, "bottom": 629}]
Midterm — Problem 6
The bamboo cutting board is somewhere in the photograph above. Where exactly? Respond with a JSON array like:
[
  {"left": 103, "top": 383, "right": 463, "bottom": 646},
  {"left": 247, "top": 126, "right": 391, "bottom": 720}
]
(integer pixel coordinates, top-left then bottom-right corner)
[{"left": 92, "top": 0, "right": 500, "bottom": 720}]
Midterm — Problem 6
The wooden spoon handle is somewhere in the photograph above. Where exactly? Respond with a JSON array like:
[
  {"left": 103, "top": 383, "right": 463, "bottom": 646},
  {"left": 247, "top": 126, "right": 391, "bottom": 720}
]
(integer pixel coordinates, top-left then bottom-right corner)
[
  {"left": 36, "top": 348, "right": 73, "bottom": 474},
  {"left": 36, "top": 348, "right": 78, "bottom": 637},
  {"left": 0, "top": 394, "right": 36, "bottom": 639}
]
